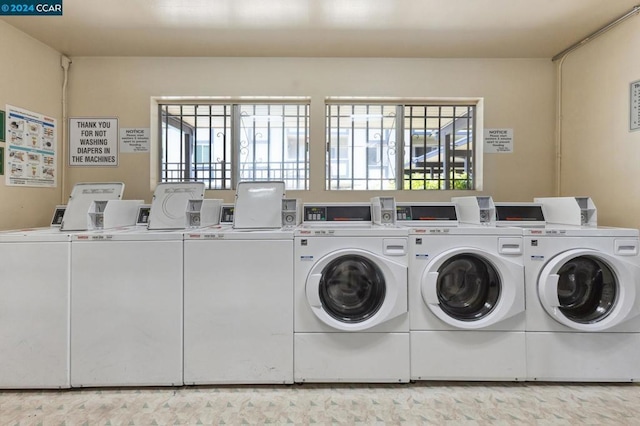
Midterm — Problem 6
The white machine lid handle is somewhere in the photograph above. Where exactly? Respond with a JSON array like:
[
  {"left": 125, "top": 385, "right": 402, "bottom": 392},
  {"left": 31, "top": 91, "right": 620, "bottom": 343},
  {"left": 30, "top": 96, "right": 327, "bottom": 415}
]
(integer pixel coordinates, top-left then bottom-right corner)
[
  {"left": 422, "top": 271, "right": 440, "bottom": 305},
  {"left": 543, "top": 274, "right": 561, "bottom": 308},
  {"left": 306, "top": 274, "right": 323, "bottom": 307}
]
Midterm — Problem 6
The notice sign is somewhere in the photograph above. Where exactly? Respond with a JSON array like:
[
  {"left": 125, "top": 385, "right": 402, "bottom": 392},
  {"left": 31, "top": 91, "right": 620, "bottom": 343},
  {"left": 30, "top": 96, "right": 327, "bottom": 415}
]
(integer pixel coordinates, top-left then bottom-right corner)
[
  {"left": 631, "top": 80, "right": 640, "bottom": 131},
  {"left": 484, "top": 128, "right": 514, "bottom": 154},
  {"left": 69, "top": 118, "right": 118, "bottom": 166},
  {"left": 120, "top": 128, "right": 150, "bottom": 153}
]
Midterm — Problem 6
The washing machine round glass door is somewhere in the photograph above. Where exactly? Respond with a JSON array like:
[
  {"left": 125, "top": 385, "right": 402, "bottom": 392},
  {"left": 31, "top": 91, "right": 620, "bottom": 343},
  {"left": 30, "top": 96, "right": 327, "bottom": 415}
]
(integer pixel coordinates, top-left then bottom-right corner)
[
  {"left": 538, "top": 249, "right": 639, "bottom": 330},
  {"left": 305, "top": 248, "right": 408, "bottom": 331},
  {"left": 422, "top": 247, "right": 524, "bottom": 329},
  {"left": 555, "top": 256, "right": 616, "bottom": 323},
  {"left": 318, "top": 254, "right": 386, "bottom": 323},
  {"left": 435, "top": 254, "right": 500, "bottom": 321}
]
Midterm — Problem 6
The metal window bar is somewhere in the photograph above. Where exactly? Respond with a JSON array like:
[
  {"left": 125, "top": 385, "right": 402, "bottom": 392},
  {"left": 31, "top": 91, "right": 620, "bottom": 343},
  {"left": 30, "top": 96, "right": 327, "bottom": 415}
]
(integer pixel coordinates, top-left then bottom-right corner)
[{"left": 401, "top": 104, "right": 476, "bottom": 190}]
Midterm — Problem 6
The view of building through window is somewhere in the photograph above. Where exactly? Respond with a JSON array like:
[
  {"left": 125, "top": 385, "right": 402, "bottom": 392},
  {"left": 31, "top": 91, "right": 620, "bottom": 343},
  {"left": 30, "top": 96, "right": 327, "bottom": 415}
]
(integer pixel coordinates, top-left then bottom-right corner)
[
  {"left": 160, "top": 102, "right": 309, "bottom": 190},
  {"left": 326, "top": 102, "right": 475, "bottom": 190},
  {"left": 160, "top": 99, "right": 476, "bottom": 191}
]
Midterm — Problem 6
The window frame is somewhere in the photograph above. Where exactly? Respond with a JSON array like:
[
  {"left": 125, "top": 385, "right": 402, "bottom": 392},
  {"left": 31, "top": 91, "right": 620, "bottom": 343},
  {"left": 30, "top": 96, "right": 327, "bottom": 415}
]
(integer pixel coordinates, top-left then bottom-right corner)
[
  {"left": 325, "top": 97, "right": 483, "bottom": 191},
  {"left": 153, "top": 97, "right": 310, "bottom": 191}
]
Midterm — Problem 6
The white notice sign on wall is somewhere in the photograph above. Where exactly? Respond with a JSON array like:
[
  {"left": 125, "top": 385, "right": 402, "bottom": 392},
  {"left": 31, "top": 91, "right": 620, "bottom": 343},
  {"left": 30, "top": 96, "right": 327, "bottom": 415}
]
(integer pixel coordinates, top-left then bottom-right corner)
[
  {"left": 120, "top": 128, "right": 150, "bottom": 153},
  {"left": 484, "top": 129, "right": 513, "bottom": 154},
  {"left": 631, "top": 80, "right": 640, "bottom": 132},
  {"left": 69, "top": 118, "right": 118, "bottom": 166}
]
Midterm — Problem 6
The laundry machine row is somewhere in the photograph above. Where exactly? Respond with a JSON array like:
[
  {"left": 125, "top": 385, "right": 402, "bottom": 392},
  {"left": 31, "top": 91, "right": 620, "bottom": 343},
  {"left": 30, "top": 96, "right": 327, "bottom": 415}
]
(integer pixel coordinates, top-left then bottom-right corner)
[{"left": 3, "top": 188, "right": 640, "bottom": 388}]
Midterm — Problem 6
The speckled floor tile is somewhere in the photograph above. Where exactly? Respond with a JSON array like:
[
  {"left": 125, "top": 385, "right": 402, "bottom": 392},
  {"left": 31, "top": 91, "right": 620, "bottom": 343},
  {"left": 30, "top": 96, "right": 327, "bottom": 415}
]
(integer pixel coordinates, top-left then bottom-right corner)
[{"left": 0, "top": 382, "right": 639, "bottom": 425}]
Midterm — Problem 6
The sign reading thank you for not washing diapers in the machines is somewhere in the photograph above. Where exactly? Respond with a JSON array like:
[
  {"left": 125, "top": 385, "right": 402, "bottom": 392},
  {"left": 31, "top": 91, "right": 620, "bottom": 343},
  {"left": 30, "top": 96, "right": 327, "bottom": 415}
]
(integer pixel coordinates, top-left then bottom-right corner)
[{"left": 69, "top": 117, "right": 118, "bottom": 167}]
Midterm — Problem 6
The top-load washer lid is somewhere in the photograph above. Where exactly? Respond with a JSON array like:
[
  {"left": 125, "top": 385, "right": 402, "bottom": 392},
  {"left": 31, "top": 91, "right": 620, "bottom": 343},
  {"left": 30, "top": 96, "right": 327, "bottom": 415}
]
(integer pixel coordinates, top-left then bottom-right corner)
[
  {"left": 534, "top": 196, "right": 597, "bottom": 227},
  {"left": 396, "top": 202, "right": 458, "bottom": 227},
  {"left": 61, "top": 182, "right": 124, "bottom": 231},
  {"left": 451, "top": 196, "right": 496, "bottom": 225},
  {"left": 147, "top": 182, "right": 205, "bottom": 230},
  {"left": 494, "top": 203, "right": 546, "bottom": 228},
  {"left": 233, "top": 181, "right": 285, "bottom": 229}
]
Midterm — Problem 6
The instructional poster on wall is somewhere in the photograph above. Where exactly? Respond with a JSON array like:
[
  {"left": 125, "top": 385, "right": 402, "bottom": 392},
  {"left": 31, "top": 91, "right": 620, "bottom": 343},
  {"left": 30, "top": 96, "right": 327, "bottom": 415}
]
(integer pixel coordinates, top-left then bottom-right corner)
[
  {"left": 5, "top": 104, "right": 57, "bottom": 187},
  {"left": 484, "top": 128, "right": 514, "bottom": 153},
  {"left": 69, "top": 117, "right": 118, "bottom": 166}
]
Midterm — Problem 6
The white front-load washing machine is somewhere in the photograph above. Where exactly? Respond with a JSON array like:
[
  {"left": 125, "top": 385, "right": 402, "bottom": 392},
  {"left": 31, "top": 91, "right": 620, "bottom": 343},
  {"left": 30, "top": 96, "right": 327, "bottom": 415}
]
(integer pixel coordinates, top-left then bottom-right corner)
[
  {"left": 294, "top": 203, "right": 410, "bottom": 383},
  {"left": 403, "top": 196, "right": 527, "bottom": 381},
  {"left": 524, "top": 224, "right": 640, "bottom": 381},
  {"left": 70, "top": 182, "right": 205, "bottom": 387},
  {"left": 406, "top": 222, "right": 526, "bottom": 380}
]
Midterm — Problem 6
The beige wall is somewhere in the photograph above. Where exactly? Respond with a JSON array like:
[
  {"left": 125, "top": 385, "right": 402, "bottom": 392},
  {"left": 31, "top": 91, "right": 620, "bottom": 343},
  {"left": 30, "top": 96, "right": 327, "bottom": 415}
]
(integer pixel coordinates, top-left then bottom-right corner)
[
  {"left": 0, "top": 21, "right": 64, "bottom": 230},
  {"left": 66, "top": 57, "right": 555, "bottom": 205},
  {"left": 560, "top": 17, "right": 640, "bottom": 228}
]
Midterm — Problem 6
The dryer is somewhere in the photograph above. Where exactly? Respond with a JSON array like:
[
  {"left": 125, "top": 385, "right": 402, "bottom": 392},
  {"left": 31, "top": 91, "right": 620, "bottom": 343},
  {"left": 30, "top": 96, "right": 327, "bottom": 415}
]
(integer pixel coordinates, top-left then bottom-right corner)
[
  {"left": 402, "top": 200, "right": 526, "bottom": 381},
  {"left": 294, "top": 202, "right": 410, "bottom": 383},
  {"left": 524, "top": 197, "right": 640, "bottom": 381}
]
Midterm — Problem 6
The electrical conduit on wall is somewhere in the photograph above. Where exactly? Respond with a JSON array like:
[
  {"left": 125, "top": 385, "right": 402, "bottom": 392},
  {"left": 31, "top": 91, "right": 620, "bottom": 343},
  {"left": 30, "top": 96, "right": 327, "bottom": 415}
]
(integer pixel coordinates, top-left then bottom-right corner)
[
  {"left": 61, "top": 55, "right": 71, "bottom": 203},
  {"left": 552, "top": 5, "right": 640, "bottom": 196}
]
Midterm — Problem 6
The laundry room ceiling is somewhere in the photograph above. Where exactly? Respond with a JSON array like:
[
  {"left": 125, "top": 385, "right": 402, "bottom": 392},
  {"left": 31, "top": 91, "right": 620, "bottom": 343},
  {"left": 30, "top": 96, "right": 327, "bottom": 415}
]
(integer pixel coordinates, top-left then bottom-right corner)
[{"left": 1, "top": 0, "right": 639, "bottom": 58}]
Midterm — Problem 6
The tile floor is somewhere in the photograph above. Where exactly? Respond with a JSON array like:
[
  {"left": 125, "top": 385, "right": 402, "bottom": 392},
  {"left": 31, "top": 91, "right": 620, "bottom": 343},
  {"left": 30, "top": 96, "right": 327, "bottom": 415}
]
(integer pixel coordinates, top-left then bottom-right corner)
[{"left": 1, "top": 382, "right": 639, "bottom": 425}]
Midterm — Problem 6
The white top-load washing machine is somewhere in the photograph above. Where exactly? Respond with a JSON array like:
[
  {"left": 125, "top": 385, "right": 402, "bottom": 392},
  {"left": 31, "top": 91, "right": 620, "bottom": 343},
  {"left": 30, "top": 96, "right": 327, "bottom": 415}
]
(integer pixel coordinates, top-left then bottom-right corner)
[
  {"left": 184, "top": 181, "right": 294, "bottom": 384},
  {"left": 524, "top": 197, "right": 640, "bottom": 381},
  {"left": 403, "top": 196, "right": 526, "bottom": 381},
  {"left": 294, "top": 201, "right": 410, "bottom": 383},
  {"left": 0, "top": 228, "right": 71, "bottom": 389},
  {"left": 0, "top": 182, "right": 128, "bottom": 389},
  {"left": 70, "top": 182, "right": 206, "bottom": 387}
]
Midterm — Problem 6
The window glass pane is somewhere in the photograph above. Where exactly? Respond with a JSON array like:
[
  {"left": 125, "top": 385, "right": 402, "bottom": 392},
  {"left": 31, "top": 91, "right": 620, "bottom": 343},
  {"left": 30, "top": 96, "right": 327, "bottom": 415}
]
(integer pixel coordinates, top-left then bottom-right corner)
[
  {"left": 237, "top": 104, "right": 309, "bottom": 190},
  {"left": 403, "top": 104, "right": 474, "bottom": 190},
  {"left": 326, "top": 104, "right": 397, "bottom": 190},
  {"left": 327, "top": 101, "right": 475, "bottom": 191},
  {"left": 160, "top": 102, "right": 310, "bottom": 190}
]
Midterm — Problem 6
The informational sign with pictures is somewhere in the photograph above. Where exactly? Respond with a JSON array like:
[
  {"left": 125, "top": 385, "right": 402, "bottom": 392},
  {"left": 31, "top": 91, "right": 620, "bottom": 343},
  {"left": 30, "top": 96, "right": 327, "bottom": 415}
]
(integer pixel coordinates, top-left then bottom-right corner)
[
  {"left": 0, "top": 110, "right": 5, "bottom": 142},
  {"left": 5, "top": 104, "right": 57, "bottom": 187},
  {"left": 69, "top": 117, "right": 119, "bottom": 166},
  {"left": 631, "top": 80, "right": 640, "bottom": 132}
]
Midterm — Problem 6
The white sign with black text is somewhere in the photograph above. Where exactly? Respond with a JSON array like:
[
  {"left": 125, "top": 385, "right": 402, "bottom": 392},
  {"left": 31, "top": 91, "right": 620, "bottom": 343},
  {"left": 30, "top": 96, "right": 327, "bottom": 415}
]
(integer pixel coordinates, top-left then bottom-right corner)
[
  {"left": 631, "top": 80, "right": 640, "bottom": 132},
  {"left": 69, "top": 118, "right": 118, "bottom": 166},
  {"left": 484, "top": 128, "right": 514, "bottom": 154},
  {"left": 120, "top": 128, "right": 150, "bottom": 153}
]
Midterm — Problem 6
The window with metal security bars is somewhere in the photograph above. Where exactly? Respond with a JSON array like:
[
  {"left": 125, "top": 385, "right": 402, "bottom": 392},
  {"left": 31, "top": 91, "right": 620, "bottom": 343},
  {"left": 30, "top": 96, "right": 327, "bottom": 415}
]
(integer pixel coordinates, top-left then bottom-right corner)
[
  {"left": 326, "top": 102, "right": 475, "bottom": 190},
  {"left": 160, "top": 102, "right": 309, "bottom": 190}
]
